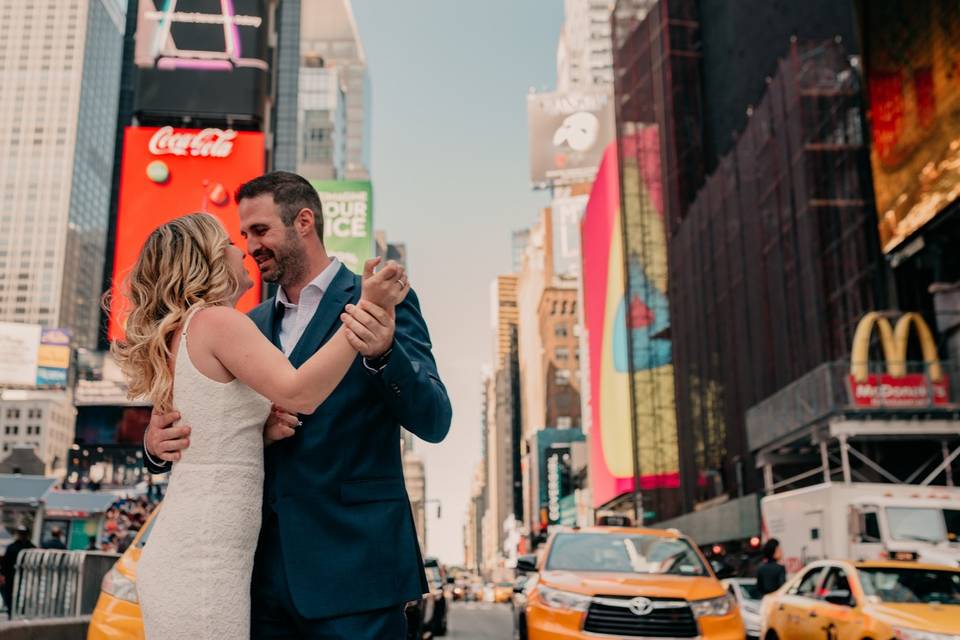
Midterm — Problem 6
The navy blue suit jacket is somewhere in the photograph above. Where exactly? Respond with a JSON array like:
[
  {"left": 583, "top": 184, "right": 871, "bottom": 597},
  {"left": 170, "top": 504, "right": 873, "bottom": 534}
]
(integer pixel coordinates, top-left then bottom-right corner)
[{"left": 145, "top": 263, "right": 452, "bottom": 619}]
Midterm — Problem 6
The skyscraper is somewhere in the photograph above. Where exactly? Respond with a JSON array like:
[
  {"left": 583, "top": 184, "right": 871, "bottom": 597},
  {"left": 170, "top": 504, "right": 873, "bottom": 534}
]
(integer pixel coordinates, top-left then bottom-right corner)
[
  {"left": 491, "top": 275, "right": 519, "bottom": 370},
  {"left": 295, "top": 0, "right": 371, "bottom": 180},
  {"left": 0, "top": 0, "right": 125, "bottom": 349},
  {"left": 557, "top": 0, "right": 617, "bottom": 92}
]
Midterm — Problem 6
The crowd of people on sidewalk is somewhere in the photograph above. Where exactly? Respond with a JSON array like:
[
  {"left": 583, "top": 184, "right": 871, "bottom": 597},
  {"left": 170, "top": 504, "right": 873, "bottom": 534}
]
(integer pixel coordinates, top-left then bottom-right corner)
[
  {"left": 0, "top": 494, "right": 161, "bottom": 616},
  {"left": 98, "top": 495, "right": 159, "bottom": 554}
]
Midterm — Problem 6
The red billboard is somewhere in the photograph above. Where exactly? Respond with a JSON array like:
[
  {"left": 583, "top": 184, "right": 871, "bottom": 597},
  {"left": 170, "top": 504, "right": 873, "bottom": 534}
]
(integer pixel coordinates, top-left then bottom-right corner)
[{"left": 108, "top": 126, "right": 265, "bottom": 340}]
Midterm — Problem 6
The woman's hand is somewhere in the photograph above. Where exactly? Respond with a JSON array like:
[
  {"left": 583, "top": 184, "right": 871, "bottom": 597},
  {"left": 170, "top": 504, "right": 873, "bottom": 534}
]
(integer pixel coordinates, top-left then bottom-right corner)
[
  {"left": 263, "top": 405, "right": 300, "bottom": 445},
  {"left": 360, "top": 257, "right": 410, "bottom": 309}
]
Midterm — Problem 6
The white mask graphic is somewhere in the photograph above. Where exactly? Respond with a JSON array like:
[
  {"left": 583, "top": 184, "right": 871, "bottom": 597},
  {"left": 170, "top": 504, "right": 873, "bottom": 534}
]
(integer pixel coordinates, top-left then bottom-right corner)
[{"left": 553, "top": 111, "right": 600, "bottom": 152}]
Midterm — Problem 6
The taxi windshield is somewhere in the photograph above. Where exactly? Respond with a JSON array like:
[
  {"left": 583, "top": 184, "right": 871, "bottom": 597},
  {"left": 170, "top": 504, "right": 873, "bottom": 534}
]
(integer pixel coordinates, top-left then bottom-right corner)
[
  {"left": 545, "top": 533, "right": 707, "bottom": 576},
  {"left": 859, "top": 567, "right": 960, "bottom": 605}
]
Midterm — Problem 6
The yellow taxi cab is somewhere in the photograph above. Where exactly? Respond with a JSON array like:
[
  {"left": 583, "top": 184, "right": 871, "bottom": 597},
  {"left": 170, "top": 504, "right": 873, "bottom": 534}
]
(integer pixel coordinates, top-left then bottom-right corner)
[
  {"left": 87, "top": 507, "right": 158, "bottom": 639},
  {"left": 761, "top": 560, "right": 960, "bottom": 640},
  {"left": 516, "top": 526, "right": 744, "bottom": 640},
  {"left": 495, "top": 581, "right": 515, "bottom": 603}
]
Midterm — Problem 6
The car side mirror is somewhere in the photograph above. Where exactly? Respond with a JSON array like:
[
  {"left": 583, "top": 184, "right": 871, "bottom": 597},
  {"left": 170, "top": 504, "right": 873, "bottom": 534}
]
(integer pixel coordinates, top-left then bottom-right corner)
[
  {"left": 823, "top": 590, "right": 853, "bottom": 607},
  {"left": 516, "top": 554, "right": 538, "bottom": 573}
]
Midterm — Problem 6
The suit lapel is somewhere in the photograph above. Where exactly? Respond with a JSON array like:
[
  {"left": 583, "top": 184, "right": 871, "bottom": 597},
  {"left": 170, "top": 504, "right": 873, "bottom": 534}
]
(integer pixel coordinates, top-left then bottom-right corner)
[
  {"left": 252, "top": 298, "right": 284, "bottom": 350},
  {"left": 288, "top": 264, "right": 358, "bottom": 367},
  {"left": 269, "top": 302, "right": 284, "bottom": 349}
]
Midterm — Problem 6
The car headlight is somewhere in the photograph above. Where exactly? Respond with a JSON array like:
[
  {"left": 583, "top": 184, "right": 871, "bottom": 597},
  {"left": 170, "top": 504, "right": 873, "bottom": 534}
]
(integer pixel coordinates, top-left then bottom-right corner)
[
  {"left": 689, "top": 593, "right": 736, "bottom": 618},
  {"left": 537, "top": 585, "right": 592, "bottom": 612},
  {"left": 100, "top": 566, "right": 139, "bottom": 603},
  {"left": 894, "top": 627, "right": 960, "bottom": 640}
]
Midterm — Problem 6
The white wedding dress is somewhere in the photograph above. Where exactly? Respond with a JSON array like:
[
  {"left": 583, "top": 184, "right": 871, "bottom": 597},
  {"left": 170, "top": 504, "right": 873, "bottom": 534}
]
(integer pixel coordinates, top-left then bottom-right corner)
[{"left": 137, "top": 308, "right": 271, "bottom": 639}]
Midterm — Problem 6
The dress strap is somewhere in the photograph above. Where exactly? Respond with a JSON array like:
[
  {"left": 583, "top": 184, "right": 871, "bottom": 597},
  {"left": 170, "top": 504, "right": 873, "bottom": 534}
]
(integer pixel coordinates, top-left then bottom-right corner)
[{"left": 181, "top": 304, "right": 206, "bottom": 338}]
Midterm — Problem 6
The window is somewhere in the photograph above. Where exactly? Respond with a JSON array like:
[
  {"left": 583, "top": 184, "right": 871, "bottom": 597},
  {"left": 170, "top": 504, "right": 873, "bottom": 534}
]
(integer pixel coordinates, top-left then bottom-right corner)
[
  {"left": 554, "top": 324, "right": 568, "bottom": 338},
  {"left": 887, "top": 507, "right": 948, "bottom": 543},
  {"left": 819, "top": 567, "right": 853, "bottom": 604},
  {"left": 946, "top": 509, "right": 960, "bottom": 543},
  {"left": 860, "top": 511, "right": 881, "bottom": 543},
  {"left": 555, "top": 347, "right": 569, "bottom": 361},
  {"left": 790, "top": 567, "right": 825, "bottom": 598},
  {"left": 555, "top": 369, "right": 571, "bottom": 386}
]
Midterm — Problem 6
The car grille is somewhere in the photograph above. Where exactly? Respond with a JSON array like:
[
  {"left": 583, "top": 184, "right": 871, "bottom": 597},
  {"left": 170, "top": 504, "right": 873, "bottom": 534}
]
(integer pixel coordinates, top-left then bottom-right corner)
[{"left": 582, "top": 596, "right": 699, "bottom": 638}]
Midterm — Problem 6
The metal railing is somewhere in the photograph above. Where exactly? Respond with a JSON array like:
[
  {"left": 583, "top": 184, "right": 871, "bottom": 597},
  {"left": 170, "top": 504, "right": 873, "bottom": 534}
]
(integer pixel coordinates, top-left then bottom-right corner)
[
  {"left": 746, "top": 360, "right": 960, "bottom": 453},
  {"left": 10, "top": 550, "right": 118, "bottom": 620}
]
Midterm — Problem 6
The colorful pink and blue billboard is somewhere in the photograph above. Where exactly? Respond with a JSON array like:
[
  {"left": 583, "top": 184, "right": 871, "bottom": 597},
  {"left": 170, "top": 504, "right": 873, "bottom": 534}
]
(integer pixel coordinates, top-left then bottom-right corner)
[{"left": 581, "top": 128, "right": 680, "bottom": 510}]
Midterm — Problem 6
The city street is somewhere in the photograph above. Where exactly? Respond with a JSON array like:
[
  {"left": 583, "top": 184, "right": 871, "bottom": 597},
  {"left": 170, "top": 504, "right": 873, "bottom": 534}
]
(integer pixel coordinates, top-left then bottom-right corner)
[{"left": 445, "top": 602, "right": 513, "bottom": 639}]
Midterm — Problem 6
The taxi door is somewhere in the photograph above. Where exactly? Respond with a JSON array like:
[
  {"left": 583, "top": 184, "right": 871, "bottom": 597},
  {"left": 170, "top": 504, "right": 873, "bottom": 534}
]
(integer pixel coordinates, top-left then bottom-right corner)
[
  {"left": 773, "top": 566, "right": 826, "bottom": 639},
  {"left": 808, "top": 566, "right": 865, "bottom": 640}
]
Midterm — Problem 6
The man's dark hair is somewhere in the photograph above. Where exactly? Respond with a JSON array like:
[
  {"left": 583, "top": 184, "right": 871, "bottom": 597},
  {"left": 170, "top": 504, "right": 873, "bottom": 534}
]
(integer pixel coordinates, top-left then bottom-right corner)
[
  {"left": 762, "top": 538, "right": 780, "bottom": 561},
  {"left": 235, "top": 171, "right": 324, "bottom": 239}
]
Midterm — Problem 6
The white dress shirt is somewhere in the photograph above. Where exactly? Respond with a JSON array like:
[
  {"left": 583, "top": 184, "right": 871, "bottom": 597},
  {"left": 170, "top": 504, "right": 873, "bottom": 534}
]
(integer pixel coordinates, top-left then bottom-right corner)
[{"left": 276, "top": 258, "right": 341, "bottom": 356}]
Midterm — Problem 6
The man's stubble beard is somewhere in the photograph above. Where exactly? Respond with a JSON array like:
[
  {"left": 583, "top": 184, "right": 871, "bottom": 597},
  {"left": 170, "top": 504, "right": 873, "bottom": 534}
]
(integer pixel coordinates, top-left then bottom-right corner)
[{"left": 263, "top": 227, "right": 308, "bottom": 290}]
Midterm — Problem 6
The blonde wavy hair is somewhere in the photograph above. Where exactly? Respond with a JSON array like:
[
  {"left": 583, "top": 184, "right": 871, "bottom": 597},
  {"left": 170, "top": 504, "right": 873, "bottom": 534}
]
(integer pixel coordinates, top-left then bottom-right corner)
[{"left": 110, "top": 213, "right": 240, "bottom": 412}]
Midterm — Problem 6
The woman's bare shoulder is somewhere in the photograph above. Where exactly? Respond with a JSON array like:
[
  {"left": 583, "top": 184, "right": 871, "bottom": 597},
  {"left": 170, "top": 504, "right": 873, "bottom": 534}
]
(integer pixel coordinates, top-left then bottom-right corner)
[{"left": 189, "top": 305, "right": 257, "bottom": 335}]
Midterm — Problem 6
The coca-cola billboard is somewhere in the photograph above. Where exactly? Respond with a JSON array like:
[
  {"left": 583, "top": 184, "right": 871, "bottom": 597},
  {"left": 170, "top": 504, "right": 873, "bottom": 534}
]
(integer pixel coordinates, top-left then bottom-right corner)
[
  {"left": 148, "top": 127, "right": 238, "bottom": 158},
  {"left": 108, "top": 127, "right": 265, "bottom": 340},
  {"left": 134, "top": 0, "right": 268, "bottom": 120}
]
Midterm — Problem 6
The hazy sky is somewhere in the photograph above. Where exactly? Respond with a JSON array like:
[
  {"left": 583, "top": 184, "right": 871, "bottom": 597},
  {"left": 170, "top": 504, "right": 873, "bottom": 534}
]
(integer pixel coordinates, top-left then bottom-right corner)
[{"left": 349, "top": 1, "right": 563, "bottom": 565}]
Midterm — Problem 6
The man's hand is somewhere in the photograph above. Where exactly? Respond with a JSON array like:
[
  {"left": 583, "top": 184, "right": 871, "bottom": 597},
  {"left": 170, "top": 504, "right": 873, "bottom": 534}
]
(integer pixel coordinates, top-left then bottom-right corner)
[
  {"left": 360, "top": 258, "right": 409, "bottom": 309},
  {"left": 264, "top": 405, "right": 300, "bottom": 445},
  {"left": 341, "top": 299, "right": 396, "bottom": 358},
  {"left": 145, "top": 410, "right": 191, "bottom": 463}
]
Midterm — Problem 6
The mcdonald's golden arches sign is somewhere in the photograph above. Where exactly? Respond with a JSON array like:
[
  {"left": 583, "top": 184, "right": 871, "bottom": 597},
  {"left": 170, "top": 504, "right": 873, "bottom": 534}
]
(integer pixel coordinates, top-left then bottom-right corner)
[{"left": 848, "top": 312, "right": 949, "bottom": 407}]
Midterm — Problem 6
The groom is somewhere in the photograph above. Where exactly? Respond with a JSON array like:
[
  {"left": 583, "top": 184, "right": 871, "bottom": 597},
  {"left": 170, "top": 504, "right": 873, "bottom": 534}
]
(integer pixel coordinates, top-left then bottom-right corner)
[{"left": 143, "top": 171, "right": 452, "bottom": 638}]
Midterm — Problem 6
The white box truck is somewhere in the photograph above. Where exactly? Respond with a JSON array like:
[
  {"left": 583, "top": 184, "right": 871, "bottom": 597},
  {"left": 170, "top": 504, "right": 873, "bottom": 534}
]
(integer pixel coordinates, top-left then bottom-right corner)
[{"left": 761, "top": 482, "right": 960, "bottom": 574}]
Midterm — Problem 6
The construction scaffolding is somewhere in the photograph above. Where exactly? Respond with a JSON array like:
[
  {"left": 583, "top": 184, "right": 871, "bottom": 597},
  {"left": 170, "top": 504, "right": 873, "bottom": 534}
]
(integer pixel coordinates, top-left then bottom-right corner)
[
  {"left": 667, "top": 41, "right": 889, "bottom": 508},
  {"left": 611, "top": 0, "right": 701, "bottom": 523}
]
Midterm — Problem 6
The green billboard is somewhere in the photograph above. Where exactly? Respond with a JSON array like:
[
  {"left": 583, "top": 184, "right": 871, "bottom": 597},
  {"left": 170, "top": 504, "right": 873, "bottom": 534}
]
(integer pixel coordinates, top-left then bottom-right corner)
[{"left": 310, "top": 180, "right": 374, "bottom": 274}]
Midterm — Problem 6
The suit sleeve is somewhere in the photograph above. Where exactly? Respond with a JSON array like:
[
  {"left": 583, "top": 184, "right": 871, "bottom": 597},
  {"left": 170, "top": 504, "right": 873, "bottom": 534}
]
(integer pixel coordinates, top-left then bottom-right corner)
[
  {"left": 366, "top": 288, "right": 452, "bottom": 444},
  {"left": 142, "top": 438, "right": 171, "bottom": 475}
]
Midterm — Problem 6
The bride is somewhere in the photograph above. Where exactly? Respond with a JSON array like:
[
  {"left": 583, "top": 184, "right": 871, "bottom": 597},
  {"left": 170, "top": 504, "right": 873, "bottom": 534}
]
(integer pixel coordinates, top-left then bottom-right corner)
[{"left": 109, "top": 212, "right": 407, "bottom": 639}]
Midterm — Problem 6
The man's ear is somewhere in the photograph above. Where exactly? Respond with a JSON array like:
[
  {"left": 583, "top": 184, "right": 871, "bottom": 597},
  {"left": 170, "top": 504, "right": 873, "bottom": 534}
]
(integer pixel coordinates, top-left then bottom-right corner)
[{"left": 296, "top": 208, "right": 316, "bottom": 236}]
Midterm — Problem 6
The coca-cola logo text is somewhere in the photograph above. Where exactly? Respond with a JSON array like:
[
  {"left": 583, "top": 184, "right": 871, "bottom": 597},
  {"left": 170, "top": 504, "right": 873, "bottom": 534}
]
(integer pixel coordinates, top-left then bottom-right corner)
[{"left": 148, "top": 126, "right": 237, "bottom": 158}]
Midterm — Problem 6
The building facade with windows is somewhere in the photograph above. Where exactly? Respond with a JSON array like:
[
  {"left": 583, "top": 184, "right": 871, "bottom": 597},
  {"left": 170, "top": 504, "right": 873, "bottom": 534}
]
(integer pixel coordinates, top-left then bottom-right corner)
[
  {"left": 0, "top": 390, "right": 75, "bottom": 475},
  {"left": 0, "top": 0, "right": 125, "bottom": 349}
]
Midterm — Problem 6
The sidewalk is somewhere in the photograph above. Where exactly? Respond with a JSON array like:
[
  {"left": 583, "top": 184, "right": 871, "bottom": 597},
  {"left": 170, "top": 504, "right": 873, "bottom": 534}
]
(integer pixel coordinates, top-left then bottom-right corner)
[{"left": 0, "top": 616, "right": 89, "bottom": 640}]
